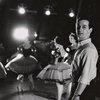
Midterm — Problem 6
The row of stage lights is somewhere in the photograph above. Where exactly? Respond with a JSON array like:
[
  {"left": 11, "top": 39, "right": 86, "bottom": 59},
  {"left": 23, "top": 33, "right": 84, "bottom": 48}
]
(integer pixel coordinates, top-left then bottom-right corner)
[
  {"left": 15, "top": 4, "right": 75, "bottom": 17},
  {"left": 11, "top": 4, "right": 75, "bottom": 42}
]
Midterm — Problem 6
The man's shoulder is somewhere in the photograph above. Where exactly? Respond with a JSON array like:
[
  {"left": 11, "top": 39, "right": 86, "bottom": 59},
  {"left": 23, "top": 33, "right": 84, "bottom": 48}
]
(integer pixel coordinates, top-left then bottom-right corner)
[
  {"left": 80, "top": 41, "right": 96, "bottom": 50},
  {"left": 82, "top": 45, "right": 98, "bottom": 58},
  {"left": 79, "top": 42, "right": 98, "bottom": 55}
]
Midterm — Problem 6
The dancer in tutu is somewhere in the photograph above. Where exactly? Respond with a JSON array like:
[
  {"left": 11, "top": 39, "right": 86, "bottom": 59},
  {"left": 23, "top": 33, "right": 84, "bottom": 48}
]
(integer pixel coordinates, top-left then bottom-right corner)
[
  {"left": 5, "top": 35, "right": 39, "bottom": 92},
  {"left": 65, "top": 33, "right": 78, "bottom": 64},
  {"left": 60, "top": 33, "right": 78, "bottom": 99},
  {"left": 0, "top": 62, "right": 7, "bottom": 79},
  {"left": 0, "top": 43, "right": 7, "bottom": 80},
  {"left": 37, "top": 37, "right": 73, "bottom": 100}
]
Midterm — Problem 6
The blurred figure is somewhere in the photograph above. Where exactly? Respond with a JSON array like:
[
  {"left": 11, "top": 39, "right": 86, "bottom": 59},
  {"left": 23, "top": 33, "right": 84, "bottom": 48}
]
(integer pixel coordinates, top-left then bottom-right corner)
[
  {"left": 0, "top": 43, "right": 7, "bottom": 80},
  {"left": 5, "top": 36, "right": 40, "bottom": 92},
  {"left": 0, "top": 43, "right": 6, "bottom": 64},
  {"left": 61, "top": 33, "right": 78, "bottom": 99},
  {"left": 37, "top": 37, "right": 72, "bottom": 100},
  {"left": 0, "top": 62, "right": 7, "bottom": 79}
]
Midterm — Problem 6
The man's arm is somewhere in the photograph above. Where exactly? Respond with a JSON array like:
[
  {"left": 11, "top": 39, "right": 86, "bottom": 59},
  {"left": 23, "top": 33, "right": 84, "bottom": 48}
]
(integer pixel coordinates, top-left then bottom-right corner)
[
  {"left": 71, "top": 48, "right": 98, "bottom": 100},
  {"left": 71, "top": 82, "right": 87, "bottom": 100}
]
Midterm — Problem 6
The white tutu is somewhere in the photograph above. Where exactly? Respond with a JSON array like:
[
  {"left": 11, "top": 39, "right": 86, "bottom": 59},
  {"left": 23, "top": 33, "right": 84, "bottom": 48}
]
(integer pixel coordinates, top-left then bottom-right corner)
[{"left": 37, "top": 62, "right": 72, "bottom": 84}]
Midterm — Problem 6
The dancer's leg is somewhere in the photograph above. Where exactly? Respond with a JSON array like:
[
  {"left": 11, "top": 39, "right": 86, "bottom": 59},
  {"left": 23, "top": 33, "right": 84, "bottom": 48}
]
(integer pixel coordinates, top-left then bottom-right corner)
[
  {"left": 56, "top": 82, "right": 63, "bottom": 100},
  {"left": 28, "top": 74, "right": 34, "bottom": 89},
  {"left": 17, "top": 74, "right": 24, "bottom": 94},
  {"left": 65, "top": 82, "right": 72, "bottom": 100}
]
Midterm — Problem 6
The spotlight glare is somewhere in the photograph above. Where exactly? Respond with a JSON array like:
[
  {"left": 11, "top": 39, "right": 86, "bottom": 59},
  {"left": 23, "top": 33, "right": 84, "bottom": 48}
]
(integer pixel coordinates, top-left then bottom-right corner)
[
  {"left": 69, "top": 12, "right": 74, "bottom": 17},
  {"left": 68, "top": 9, "right": 75, "bottom": 17},
  {"left": 45, "top": 10, "right": 51, "bottom": 16},
  {"left": 13, "top": 27, "right": 29, "bottom": 41},
  {"left": 18, "top": 7, "right": 26, "bottom": 14},
  {"left": 34, "top": 32, "right": 38, "bottom": 37}
]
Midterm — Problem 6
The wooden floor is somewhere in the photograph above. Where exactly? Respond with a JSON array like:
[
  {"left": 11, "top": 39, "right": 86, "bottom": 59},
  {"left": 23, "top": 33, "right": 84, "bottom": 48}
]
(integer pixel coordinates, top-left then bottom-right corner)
[
  {"left": 0, "top": 71, "right": 65, "bottom": 100},
  {"left": 0, "top": 71, "right": 100, "bottom": 100}
]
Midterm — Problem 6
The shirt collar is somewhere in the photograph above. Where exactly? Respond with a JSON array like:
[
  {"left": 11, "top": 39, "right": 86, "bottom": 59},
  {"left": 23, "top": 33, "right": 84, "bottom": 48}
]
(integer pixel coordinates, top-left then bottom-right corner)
[{"left": 78, "top": 38, "right": 91, "bottom": 46}]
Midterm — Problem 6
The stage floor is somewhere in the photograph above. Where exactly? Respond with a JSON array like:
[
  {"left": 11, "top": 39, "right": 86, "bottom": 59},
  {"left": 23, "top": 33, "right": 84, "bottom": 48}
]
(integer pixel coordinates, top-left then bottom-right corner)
[{"left": 0, "top": 72, "right": 66, "bottom": 100}]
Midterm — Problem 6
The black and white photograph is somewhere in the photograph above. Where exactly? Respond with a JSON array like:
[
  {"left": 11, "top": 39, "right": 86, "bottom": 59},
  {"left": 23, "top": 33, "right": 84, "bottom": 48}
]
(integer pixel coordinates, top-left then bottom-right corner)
[{"left": 0, "top": 0, "right": 100, "bottom": 100}]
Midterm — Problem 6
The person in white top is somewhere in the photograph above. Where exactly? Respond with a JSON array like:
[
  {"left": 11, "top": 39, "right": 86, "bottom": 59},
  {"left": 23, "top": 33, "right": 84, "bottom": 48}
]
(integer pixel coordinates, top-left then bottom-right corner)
[{"left": 70, "top": 18, "right": 99, "bottom": 100}]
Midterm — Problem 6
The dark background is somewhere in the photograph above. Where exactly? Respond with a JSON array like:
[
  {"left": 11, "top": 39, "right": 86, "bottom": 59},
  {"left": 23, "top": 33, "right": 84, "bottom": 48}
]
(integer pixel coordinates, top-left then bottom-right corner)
[
  {"left": 0, "top": 0, "right": 99, "bottom": 47},
  {"left": 0, "top": 0, "right": 99, "bottom": 66},
  {"left": 0, "top": 0, "right": 99, "bottom": 99},
  {"left": 0, "top": 0, "right": 99, "bottom": 48},
  {"left": 0, "top": 0, "right": 99, "bottom": 73}
]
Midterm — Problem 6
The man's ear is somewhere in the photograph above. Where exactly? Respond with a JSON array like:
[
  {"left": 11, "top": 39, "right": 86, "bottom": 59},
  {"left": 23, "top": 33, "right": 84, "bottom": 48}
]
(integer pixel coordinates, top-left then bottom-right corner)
[{"left": 89, "top": 28, "right": 93, "bottom": 34}]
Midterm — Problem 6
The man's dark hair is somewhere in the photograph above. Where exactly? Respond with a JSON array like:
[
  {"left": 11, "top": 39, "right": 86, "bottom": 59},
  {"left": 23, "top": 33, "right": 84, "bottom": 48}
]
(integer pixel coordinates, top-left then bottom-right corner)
[{"left": 77, "top": 17, "right": 92, "bottom": 28}]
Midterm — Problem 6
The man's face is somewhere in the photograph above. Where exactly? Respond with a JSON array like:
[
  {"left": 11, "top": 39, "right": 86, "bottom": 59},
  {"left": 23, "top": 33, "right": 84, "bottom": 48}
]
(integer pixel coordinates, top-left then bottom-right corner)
[{"left": 76, "top": 20, "right": 92, "bottom": 41}]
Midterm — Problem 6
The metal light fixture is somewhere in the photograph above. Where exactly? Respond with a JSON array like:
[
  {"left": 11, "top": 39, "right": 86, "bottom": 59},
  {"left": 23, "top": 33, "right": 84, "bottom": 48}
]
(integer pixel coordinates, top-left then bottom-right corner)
[
  {"left": 68, "top": 8, "right": 75, "bottom": 17},
  {"left": 44, "top": 5, "right": 52, "bottom": 16},
  {"left": 18, "top": 6, "right": 26, "bottom": 15},
  {"left": 10, "top": 3, "right": 38, "bottom": 15}
]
